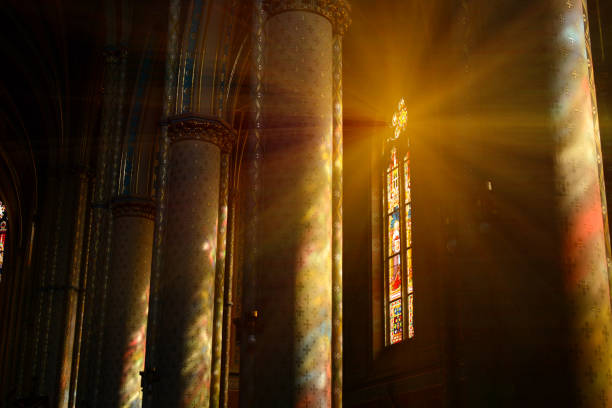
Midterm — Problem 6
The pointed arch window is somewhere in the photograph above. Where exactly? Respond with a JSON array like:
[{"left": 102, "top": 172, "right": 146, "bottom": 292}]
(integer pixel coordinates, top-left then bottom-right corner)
[
  {"left": 384, "top": 99, "right": 414, "bottom": 345},
  {"left": 0, "top": 201, "right": 7, "bottom": 279}
]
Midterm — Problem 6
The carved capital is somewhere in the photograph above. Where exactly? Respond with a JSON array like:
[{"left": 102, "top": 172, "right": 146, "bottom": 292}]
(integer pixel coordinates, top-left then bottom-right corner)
[
  {"left": 264, "top": 0, "right": 351, "bottom": 35},
  {"left": 167, "top": 114, "right": 237, "bottom": 152},
  {"left": 111, "top": 197, "right": 155, "bottom": 221}
]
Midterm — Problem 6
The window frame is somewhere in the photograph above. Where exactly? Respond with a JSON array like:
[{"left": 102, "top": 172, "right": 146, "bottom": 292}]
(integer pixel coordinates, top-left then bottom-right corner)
[{"left": 382, "top": 129, "right": 414, "bottom": 347}]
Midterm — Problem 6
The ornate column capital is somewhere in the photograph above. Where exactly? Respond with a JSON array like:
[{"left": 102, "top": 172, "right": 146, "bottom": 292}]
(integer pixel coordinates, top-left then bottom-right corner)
[
  {"left": 167, "top": 114, "right": 237, "bottom": 152},
  {"left": 111, "top": 197, "right": 156, "bottom": 220},
  {"left": 263, "top": 0, "right": 351, "bottom": 35}
]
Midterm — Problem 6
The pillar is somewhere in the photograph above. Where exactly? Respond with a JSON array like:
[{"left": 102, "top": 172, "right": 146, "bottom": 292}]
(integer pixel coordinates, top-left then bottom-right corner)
[
  {"left": 238, "top": 2, "right": 265, "bottom": 407},
  {"left": 142, "top": 1, "right": 181, "bottom": 406},
  {"left": 254, "top": 1, "right": 349, "bottom": 406},
  {"left": 97, "top": 198, "right": 154, "bottom": 407},
  {"left": 553, "top": 0, "right": 612, "bottom": 405},
  {"left": 153, "top": 115, "right": 234, "bottom": 407},
  {"left": 209, "top": 153, "right": 230, "bottom": 407},
  {"left": 75, "top": 47, "right": 122, "bottom": 407},
  {"left": 35, "top": 167, "right": 89, "bottom": 407},
  {"left": 449, "top": 0, "right": 612, "bottom": 405},
  {"left": 332, "top": 21, "right": 348, "bottom": 408}
]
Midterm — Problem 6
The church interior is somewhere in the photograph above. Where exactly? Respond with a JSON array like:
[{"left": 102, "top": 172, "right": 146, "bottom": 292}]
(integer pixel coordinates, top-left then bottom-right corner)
[{"left": 1, "top": 0, "right": 612, "bottom": 407}]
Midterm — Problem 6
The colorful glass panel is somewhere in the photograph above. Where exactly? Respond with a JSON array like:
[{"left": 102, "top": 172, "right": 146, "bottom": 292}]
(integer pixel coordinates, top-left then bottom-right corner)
[
  {"left": 0, "top": 202, "right": 7, "bottom": 279},
  {"left": 386, "top": 98, "right": 415, "bottom": 345},
  {"left": 408, "top": 294, "right": 414, "bottom": 339},
  {"left": 388, "top": 211, "right": 401, "bottom": 256},
  {"left": 387, "top": 168, "right": 399, "bottom": 213},
  {"left": 405, "top": 203, "right": 412, "bottom": 246},
  {"left": 388, "top": 147, "right": 398, "bottom": 171},
  {"left": 390, "top": 299, "right": 403, "bottom": 344},
  {"left": 406, "top": 249, "right": 413, "bottom": 294},
  {"left": 389, "top": 255, "right": 401, "bottom": 301}
]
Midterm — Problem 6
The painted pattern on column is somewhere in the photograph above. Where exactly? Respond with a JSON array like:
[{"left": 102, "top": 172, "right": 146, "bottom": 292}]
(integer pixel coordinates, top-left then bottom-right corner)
[
  {"left": 260, "top": 10, "right": 333, "bottom": 408},
  {"left": 154, "top": 117, "right": 234, "bottom": 407},
  {"left": 58, "top": 171, "right": 90, "bottom": 408},
  {"left": 210, "top": 153, "right": 230, "bottom": 407},
  {"left": 180, "top": 0, "right": 204, "bottom": 113},
  {"left": 77, "top": 48, "right": 121, "bottom": 405},
  {"left": 239, "top": 1, "right": 265, "bottom": 406},
  {"left": 581, "top": 0, "right": 612, "bottom": 292},
  {"left": 99, "top": 200, "right": 154, "bottom": 408},
  {"left": 256, "top": 1, "right": 350, "bottom": 406},
  {"left": 331, "top": 32, "right": 344, "bottom": 408},
  {"left": 94, "top": 47, "right": 129, "bottom": 407},
  {"left": 552, "top": 0, "right": 612, "bottom": 405},
  {"left": 143, "top": 1, "right": 181, "bottom": 406}
]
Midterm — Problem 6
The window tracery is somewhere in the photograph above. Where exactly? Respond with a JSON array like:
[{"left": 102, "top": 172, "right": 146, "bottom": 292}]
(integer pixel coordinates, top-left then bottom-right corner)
[{"left": 384, "top": 99, "right": 414, "bottom": 344}]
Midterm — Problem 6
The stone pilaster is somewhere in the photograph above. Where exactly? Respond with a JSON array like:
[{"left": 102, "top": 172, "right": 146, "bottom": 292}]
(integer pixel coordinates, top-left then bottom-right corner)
[
  {"left": 254, "top": 1, "right": 349, "bottom": 406},
  {"left": 152, "top": 115, "right": 234, "bottom": 407},
  {"left": 97, "top": 198, "right": 154, "bottom": 408}
]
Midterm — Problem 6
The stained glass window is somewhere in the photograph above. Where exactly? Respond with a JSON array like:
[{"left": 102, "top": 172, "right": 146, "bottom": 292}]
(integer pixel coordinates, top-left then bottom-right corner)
[
  {"left": 384, "top": 98, "right": 414, "bottom": 345},
  {"left": 0, "top": 202, "right": 7, "bottom": 280}
]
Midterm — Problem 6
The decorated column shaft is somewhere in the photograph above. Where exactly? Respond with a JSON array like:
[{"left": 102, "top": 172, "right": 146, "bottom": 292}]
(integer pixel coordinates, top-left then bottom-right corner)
[
  {"left": 153, "top": 115, "right": 234, "bottom": 408},
  {"left": 332, "top": 23, "right": 348, "bottom": 408},
  {"left": 76, "top": 47, "right": 122, "bottom": 406},
  {"left": 254, "top": 1, "right": 349, "bottom": 406},
  {"left": 209, "top": 153, "right": 230, "bottom": 407},
  {"left": 552, "top": 0, "right": 612, "bottom": 405},
  {"left": 34, "top": 167, "right": 89, "bottom": 407},
  {"left": 98, "top": 199, "right": 154, "bottom": 408},
  {"left": 58, "top": 169, "right": 90, "bottom": 408},
  {"left": 238, "top": 2, "right": 265, "bottom": 407}
]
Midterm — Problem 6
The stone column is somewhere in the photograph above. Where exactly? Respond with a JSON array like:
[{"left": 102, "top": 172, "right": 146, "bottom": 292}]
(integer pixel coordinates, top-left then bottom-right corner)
[
  {"left": 332, "top": 22, "right": 348, "bottom": 408},
  {"left": 142, "top": 1, "right": 181, "bottom": 407},
  {"left": 238, "top": 2, "right": 265, "bottom": 407},
  {"left": 75, "top": 47, "right": 122, "bottom": 407},
  {"left": 209, "top": 153, "right": 230, "bottom": 407},
  {"left": 254, "top": 1, "right": 349, "bottom": 406},
  {"left": 153, "top": 115, "right": 234, "bottom": 408},
  {"left": 34, "top": 167, "right": 89, "bottom": 407},
  {"left": 98, "top": 198, "right": 154, "bottom": 408},
  {"left": 552, "top": 0, "right": 612, "bottom": 405}
]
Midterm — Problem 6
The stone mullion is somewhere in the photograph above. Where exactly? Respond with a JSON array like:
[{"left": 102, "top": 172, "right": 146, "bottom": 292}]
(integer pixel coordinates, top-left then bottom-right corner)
[
  {"left": 76, "top": 48, "right": 121, "bottom": 406},
  {"left": 331, "top": 31, "right": 344, "bottom": 408},
  {"left": 142, "top": 2, "right": 180, "bottom": 406},
  {"left": 210, "top": 153, "right": 230, "bottom": 408}
]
